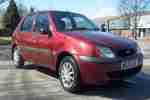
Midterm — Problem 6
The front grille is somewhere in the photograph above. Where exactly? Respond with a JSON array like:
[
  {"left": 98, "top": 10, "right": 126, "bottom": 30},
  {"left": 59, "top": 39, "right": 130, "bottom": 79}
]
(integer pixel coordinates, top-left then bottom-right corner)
[
  {"left": 118, "top": 48, "right": 136, "bottom": 57},
  {"left": 107, "top": 66, "right": 142, "bottom": 79}
]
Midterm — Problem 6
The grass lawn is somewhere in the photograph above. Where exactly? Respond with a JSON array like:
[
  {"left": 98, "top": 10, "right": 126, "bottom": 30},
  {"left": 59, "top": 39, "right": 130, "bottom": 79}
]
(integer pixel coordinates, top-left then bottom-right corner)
[{"left": 0, "top": 37, "right": 11, "bottom": 45}]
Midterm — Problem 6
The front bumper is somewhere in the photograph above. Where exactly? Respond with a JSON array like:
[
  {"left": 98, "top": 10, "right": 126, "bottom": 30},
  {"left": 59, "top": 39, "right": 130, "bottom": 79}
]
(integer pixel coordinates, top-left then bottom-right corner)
[
  {"left": 107, "top": 65, "right": 142, "bottom": 79},
  {"left": 78, "top": 53, "right": 143, "bottom": 85}
]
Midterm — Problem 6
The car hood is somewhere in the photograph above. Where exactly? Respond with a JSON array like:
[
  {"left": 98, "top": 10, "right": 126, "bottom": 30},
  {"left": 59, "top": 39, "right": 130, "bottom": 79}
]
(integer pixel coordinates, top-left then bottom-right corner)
[{"left": 64, "top": 31, "right": 137, "bottom": 49}]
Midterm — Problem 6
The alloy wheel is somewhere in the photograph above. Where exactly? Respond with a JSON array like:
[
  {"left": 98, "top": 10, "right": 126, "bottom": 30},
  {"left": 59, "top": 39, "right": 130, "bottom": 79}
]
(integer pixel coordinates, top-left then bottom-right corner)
[{"left": 60, "top": 62, "right": 75, "bottom": 88}]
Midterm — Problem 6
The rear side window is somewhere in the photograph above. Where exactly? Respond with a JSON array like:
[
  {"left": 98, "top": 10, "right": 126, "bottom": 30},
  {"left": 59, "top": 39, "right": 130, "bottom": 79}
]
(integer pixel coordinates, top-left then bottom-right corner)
[
  {"left": 35, "top": 14, "right": 50, "bottom": 33},
  {"left": 20, "top": 16, "right": 33, "bottom": 32}
]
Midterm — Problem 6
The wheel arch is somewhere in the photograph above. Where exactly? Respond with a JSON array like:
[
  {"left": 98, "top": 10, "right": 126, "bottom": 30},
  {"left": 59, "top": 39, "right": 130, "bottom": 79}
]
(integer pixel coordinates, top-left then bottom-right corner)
[{"left": 56, "top": 51, "right": 78, "bottom": 75}]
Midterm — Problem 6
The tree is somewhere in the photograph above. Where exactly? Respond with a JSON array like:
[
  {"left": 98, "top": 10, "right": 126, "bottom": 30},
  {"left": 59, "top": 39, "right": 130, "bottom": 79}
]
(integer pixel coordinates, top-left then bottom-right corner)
[
  {"left": 29, "top": 6, "right": 36, "bottom": 14},
  {"left": 18, "top": 2, "right": 28, "bottom": 16},
  {"left": 118, "top": 0, "right": 150, "bottom": 39},
  {"left": 0, "top": 0, "right": 6, "bottom": 4},
  {"left": 2, "top": 0, "right": 20, "bottom": 35},
  {"left": 0, "top": 0, "right": 8, "bottom": 14}
]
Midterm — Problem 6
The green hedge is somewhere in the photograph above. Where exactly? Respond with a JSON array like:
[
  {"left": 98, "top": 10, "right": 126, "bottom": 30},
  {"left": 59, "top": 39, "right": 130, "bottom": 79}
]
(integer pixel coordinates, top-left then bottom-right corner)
[{"left": 0, "top": 37, "right": 11, "bottom": 45}]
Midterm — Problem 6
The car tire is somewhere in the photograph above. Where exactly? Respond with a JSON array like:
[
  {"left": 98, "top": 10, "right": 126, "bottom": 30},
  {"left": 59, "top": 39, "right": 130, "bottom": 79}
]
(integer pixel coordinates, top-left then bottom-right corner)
[
  {"left": 59, "top": 56, "right": 81, "bottom": 93},
  {"left": 13, "top": 47, "right": 24, "bottom": 68}
]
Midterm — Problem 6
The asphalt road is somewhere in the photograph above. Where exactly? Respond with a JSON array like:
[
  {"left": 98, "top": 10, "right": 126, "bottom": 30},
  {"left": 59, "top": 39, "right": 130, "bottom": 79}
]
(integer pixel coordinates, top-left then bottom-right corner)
[{"left": 0, "top": 45, "right": 150, "bottom": 100}]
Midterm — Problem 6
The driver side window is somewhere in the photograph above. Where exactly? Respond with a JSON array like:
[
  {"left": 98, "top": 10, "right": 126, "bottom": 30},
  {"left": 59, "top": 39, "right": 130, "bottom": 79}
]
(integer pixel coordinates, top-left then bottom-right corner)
[{"left": 35, "top": 14, "right": 50, "bottom": 33}]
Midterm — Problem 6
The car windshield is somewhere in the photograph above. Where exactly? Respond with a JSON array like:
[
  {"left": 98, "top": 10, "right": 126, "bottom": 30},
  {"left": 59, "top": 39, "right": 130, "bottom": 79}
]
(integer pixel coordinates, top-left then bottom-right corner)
[{"left": 52, "top": 12, "right": 99, "bottom": 32}]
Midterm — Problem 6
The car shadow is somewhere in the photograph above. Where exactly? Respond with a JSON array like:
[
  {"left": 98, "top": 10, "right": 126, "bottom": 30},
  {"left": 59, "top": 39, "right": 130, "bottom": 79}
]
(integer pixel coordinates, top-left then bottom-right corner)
[
  {"left": 77, "top": 71, "right": 150, "bottom": 100},
  {"left": 19, "top": 64, "right": 58, "bottom": 78},
  {"left": 20, "top": 64, "right": 150, "bottom": 100}
]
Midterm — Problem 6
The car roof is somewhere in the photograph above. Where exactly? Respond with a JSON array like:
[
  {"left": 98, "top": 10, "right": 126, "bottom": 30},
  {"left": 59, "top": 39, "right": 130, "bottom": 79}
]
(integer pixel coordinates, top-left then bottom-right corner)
[{"left": 28, "top": 10, "right": 81, "bottom": 16}]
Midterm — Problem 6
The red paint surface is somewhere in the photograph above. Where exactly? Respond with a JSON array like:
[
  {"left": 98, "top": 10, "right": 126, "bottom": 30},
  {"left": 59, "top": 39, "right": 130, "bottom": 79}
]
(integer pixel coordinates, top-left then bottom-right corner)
[{"left": 12, "top": 11, "right": 143, "bottom": 85}]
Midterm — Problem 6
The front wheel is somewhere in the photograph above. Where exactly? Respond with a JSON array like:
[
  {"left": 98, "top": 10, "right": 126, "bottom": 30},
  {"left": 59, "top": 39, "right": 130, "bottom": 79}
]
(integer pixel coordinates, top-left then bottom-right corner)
[
  {"left": 59, "top": 56, "right": 81, "bottom": 93},
  {"left": 13, "top": 47, "right": 24, "bottom": 68}
]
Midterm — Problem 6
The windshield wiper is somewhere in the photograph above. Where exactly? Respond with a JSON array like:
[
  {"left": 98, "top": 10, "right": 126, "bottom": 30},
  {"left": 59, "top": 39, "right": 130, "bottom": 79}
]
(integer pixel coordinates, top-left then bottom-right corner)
[
  {"left": 66, "top": 27, "right": 100, "bottom": 31},
  {"left": 76, "top": 27, "right": 100, "bottom": 31},
  {"left": 92, "top": 28, "right": 100, "bottom": 31},
  {"left": 74, "top": 27, "right": 90, "bottom": 30}
]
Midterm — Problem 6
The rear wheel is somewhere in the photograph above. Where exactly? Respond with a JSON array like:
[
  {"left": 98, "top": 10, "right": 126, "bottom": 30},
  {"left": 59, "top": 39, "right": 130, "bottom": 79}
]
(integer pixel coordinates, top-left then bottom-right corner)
[
  {"left": 58, "top": 56, "right": 81, "bottom": 93},
  {"left": 13, "top": 47, "right": 24, "bottom": 68}
]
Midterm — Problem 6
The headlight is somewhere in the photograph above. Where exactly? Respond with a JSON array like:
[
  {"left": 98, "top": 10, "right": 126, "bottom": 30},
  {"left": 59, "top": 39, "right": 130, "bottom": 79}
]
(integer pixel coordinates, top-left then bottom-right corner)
[{"left": 97, "top": 46, "right": 115, "bottom": 58}]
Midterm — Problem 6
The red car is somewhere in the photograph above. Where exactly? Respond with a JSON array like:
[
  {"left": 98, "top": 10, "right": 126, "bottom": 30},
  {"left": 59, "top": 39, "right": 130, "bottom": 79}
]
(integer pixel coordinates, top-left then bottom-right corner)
[{"left": 12, "top": 11, "right": 143, "bottom": 92}]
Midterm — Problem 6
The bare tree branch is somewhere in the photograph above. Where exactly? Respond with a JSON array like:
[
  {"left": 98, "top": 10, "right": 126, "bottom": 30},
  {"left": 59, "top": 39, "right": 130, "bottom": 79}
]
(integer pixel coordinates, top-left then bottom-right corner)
[
  {"left": 118, "top": 0, "right": 150, "bottom": 39},
  {"left": 0, "top": 0, "right": 8, "bottom": 4}
]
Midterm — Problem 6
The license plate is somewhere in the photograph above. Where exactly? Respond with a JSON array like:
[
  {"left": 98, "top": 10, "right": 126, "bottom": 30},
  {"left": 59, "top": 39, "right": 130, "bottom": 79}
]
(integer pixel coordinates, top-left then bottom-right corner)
[{"left": 121, "top": 58, "right": 138, "bottom": 70}]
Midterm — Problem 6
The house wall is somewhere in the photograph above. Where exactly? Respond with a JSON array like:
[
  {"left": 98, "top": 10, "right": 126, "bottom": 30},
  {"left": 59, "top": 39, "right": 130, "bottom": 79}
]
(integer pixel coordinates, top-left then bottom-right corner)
[{"left": 105, "top": 15, "right": 150, "bottom": 39}]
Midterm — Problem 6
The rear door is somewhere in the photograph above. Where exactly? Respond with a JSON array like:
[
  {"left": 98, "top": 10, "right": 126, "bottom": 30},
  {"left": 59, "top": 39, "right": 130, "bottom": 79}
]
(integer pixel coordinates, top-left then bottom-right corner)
[
  {"left": 18, "top": 15, "right": 36, "bottom": 61},
  {"left": 32, "top": 13, "right": 55, "bottom": 69}
]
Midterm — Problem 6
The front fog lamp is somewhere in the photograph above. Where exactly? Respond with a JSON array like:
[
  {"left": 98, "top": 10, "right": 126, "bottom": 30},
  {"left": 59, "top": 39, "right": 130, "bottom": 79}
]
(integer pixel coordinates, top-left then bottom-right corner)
[{"left": 97, "top": 46, "right": 115, "bottom": 58}]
